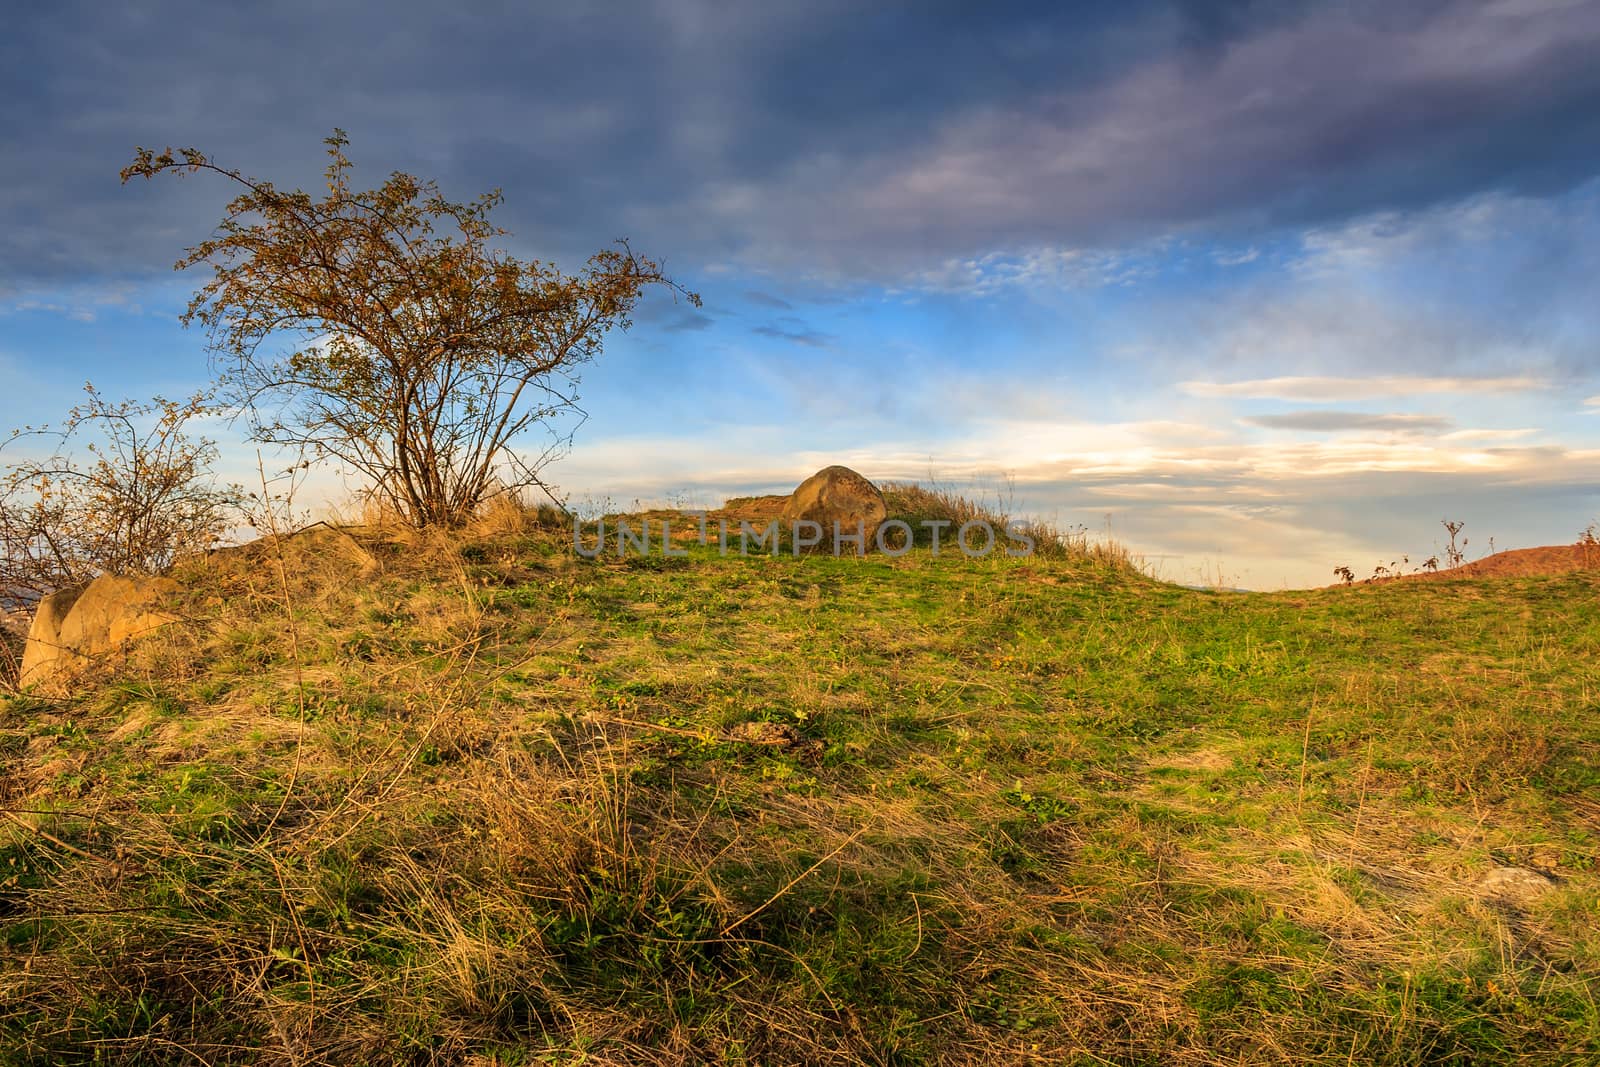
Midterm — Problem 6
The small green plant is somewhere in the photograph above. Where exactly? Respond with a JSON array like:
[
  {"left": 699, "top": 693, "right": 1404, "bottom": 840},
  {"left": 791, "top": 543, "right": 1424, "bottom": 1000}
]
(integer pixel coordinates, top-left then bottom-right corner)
[{"left": 1003, "top": 780, "right": 1074, "bottom": 823}]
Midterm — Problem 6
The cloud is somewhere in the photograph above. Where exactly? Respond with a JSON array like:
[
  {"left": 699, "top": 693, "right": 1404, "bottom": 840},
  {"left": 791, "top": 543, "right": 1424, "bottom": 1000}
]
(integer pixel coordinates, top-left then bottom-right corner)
[
  {"left": 6, "top": 1, "right": 1600, "bottom": 290},
  {"left": 692, "top": 0, "right": 1600, "bottom": 276},
  {"left": 1, "top": 279, "right": 152, "bottom": 321},
  {"left": 1290, "top": 184, "right": 1600, "bottom": 298},
  {"left": 1241, "top": 411, "right": 1453, "bottom": 433},
  {"left": 1180, "top": 376, "right": 1549, "bottom": 401},
  {"left": 663, "top": 311, "right": 715, "bottom": 332},
  {"left": 744, "top": 290, "right": 792, "bottom": 309},
  {"left": 752, "top": 320, "right": 834, "bottom": 347},
  {"left": 905, "top": 244, "right": 1164, "bottom": 295},
  {"left": 1438, "top": 427, "right": 1539, "bottom": 442},
  {"left": 1213, "top": 246, "right": 1261, "bottom": 266}
]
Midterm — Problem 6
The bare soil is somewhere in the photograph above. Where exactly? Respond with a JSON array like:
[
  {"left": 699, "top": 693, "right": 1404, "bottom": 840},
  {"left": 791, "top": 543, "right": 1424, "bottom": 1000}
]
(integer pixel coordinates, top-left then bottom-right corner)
[{"left": 1342, "top": 542, "right": 1600, "bottom": 586}]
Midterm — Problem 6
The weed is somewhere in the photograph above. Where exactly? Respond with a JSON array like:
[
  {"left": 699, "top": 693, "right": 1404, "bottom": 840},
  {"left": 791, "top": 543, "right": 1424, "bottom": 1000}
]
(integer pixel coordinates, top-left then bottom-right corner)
[{"left": 1443, "top": 519, "right": 1469, "bottom": 569}]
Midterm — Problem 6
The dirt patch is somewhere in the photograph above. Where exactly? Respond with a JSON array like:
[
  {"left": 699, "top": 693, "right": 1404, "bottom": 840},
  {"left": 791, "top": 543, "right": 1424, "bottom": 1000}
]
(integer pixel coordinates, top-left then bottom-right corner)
[
  {"left": 1152, "top": 747, "right": 1234, "bottom": 773},
  {"left": 1334, "top": 543, "right": 1600, "bottom": 586},
  {"left": 618, "top": 496, "right": 792, "bottom": 546},
  {"left": 1428, "top": 544, "right": 1599, "bottom": 579},
  {"left": 715, "top": 495, "right": 789, "bottom": 523},
  {"left": 1477, "top": 865, "right": 1557, "bottom": 906}
]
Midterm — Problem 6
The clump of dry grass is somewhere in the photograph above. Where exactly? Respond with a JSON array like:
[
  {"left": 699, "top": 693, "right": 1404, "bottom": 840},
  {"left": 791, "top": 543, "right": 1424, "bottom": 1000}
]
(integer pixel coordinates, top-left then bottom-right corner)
[
  {"left": 0, "top": 614, "right": 24, "bottom": 691},
  {"left": 879, "top": 482, "right": 1006, "bottom": 533},
  {"left": 327, "top": 485, "right": 567, "bottom": 540},
  {"left": 463, "top": 491, "right": 567, "bottom": 540},
  {"left": 880, "top": 480, "right": 1136, "bottom": 567}
]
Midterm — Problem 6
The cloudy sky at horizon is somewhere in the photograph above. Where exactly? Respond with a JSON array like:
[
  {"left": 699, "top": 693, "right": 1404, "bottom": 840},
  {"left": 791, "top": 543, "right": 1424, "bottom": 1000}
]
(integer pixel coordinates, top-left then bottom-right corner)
[{"left": 4, "top": 0, "right": 1600, "bottom": 588}]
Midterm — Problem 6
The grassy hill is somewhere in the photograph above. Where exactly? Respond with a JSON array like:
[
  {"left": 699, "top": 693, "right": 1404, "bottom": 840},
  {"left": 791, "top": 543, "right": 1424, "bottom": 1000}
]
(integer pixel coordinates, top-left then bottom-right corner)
[{"left": 2, "top": 508, "right": 1598, "bottom": 1065}]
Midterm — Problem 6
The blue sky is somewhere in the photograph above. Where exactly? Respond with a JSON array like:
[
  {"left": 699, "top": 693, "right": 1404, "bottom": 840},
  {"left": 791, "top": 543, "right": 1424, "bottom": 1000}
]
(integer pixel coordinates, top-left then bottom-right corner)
[{"left": 4, "top": 0, "right": 1600, "bottom": 587}]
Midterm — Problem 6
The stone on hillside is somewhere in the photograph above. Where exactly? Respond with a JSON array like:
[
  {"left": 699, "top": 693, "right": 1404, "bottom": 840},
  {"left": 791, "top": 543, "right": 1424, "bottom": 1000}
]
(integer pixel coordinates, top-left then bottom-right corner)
[
  {"left": 19, "top": 574, "right": 181, "bottom": 689},
  {"left": 780, "top": 465, "right": 887, "bottom": 554},
  {"left": 1477, "top": 865, "right": 1555, "bottom": 905}
]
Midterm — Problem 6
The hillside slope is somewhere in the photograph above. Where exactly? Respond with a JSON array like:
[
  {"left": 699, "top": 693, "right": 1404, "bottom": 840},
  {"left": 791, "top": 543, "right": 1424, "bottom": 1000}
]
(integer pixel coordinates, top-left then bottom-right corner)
[
  {"left": 2, "top": 525, "right": 1598, "bottom": 1065},
  {"left": 1411, "top": 543, "right": 1600, "bottom": 581}
]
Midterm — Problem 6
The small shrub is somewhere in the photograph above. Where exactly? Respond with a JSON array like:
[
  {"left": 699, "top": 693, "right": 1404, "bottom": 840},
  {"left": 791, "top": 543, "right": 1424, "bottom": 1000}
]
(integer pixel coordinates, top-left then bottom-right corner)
[
  {"left": 1578, "top": 523, "right": 1599, "bottom": 567},
  {"left": 0, "top": 384, "right": 240, "bottom": 605}
]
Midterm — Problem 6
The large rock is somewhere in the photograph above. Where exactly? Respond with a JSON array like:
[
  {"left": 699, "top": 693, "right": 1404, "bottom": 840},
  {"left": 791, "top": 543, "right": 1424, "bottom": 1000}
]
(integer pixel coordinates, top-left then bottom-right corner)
[
  {"left": 780, "top": 466, "right": 887, "bottom": 554},
  {"left": 19, "top": 575, "right": 181, "bottom": 689}
]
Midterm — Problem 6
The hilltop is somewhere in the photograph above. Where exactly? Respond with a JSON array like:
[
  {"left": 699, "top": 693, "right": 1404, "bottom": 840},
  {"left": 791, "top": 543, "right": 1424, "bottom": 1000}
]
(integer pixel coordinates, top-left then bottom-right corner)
[
  {"left": 1406, "top": 543, "right": 1600, "bottom": 582},
  {"left": 1, "top": 502, "right": 1598, "bottom": 1065},
  {"left": 1333, "top": 539, "right": 1600, "bottom": 588}
]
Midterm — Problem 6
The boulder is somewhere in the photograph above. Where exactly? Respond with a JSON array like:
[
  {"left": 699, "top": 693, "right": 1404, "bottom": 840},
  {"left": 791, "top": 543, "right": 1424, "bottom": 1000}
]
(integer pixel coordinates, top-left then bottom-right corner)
[
  {"left": 780, "top": 465, "right": 887, "bottom": 554},
  {"left": 19, "top": 574, "right": 181, "bottom": 689}
]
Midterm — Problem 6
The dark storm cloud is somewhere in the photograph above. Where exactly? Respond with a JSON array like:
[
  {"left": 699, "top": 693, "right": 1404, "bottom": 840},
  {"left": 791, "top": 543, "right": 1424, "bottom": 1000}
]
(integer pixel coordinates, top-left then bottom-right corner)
[
  {"left": 1241, "top": 411, "right": 1454, "bottom": 433},
  {"left": 1171, "top": 0, "right": 1305, "bottom": 54},
  {"left": 4, "top": 0, "right": 1600, "bottom": 292}
]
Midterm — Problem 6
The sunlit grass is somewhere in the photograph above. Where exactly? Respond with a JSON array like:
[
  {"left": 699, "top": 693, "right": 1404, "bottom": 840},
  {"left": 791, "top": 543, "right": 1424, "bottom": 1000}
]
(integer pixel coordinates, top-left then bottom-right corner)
[{"left": 1, "top": 507, "right": 1597, "bottom": 1064}]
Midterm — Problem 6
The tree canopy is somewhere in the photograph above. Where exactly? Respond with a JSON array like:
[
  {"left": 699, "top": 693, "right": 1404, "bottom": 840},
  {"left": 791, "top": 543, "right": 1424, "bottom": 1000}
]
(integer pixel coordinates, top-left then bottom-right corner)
[{"left": 122, "top": 131, "right": 697, "bottom": 527}]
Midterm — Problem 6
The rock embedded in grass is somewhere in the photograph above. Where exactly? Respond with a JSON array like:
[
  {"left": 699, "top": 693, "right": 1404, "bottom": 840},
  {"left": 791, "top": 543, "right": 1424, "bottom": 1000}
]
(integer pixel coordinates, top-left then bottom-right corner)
[
  {"left": 780, "top": 465, "right": 887, "bottom": 554},
  {"left": 1478, "top": 865, "right": 1556, "bottom": 904},
  {"left": 19, "top": 574, "right": 181, "bottom": 689}
]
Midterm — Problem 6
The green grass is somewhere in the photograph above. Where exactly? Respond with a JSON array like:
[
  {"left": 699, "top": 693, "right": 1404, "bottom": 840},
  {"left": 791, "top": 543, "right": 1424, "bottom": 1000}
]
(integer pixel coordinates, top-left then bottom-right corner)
[{"left": 1, "top": 526, "right": 1597, "bottom": 1064}]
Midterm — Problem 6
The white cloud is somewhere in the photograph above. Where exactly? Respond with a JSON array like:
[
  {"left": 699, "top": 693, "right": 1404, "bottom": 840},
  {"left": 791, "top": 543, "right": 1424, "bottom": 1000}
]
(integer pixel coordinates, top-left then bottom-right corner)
[
  {"left": 902, "top": 244, "right": 1163, "bottom": 295},
  {"left": 1438, "top": 427, "right": 1540, "bottom": 442},
  {"left": 1179, "top": 375, "right": 1548, "bottom": 401},
  {"left": 1240, "top": 411, "right": 1453, "bottom": 433},
  {"left": 1214, "top": 247, "right": 1261, "bottom": 266},
  {"left": 0, "top": 279, "right": 150, "bottom": 322}
]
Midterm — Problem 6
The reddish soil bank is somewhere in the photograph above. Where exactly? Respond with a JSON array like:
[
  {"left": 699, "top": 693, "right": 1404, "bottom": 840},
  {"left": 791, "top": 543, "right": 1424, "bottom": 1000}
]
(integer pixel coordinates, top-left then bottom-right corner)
[{"left": 1337, "top": 542, "right": 1600, "bottom": 586}]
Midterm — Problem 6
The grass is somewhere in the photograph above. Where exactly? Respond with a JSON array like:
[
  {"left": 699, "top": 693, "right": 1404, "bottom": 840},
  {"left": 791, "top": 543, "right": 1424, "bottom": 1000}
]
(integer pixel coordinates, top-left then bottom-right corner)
[{"left": 0, "top": 503, "right": 1597, "bottom": 1064}]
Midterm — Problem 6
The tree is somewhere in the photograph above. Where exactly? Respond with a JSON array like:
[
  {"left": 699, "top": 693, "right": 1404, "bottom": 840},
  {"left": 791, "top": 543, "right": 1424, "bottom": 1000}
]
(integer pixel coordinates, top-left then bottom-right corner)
[
  {"left": 0, "top": 385, "right": 239, "bottom": 607},
  {"left": 121, "top": 131, "right": 698, "bottom": 528}
]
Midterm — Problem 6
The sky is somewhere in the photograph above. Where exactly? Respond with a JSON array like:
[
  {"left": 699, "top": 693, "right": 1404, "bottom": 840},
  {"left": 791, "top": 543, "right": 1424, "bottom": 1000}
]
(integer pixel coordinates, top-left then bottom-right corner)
[{"left": 3, "top": 0, "right": 1600, "bottom": 588}]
